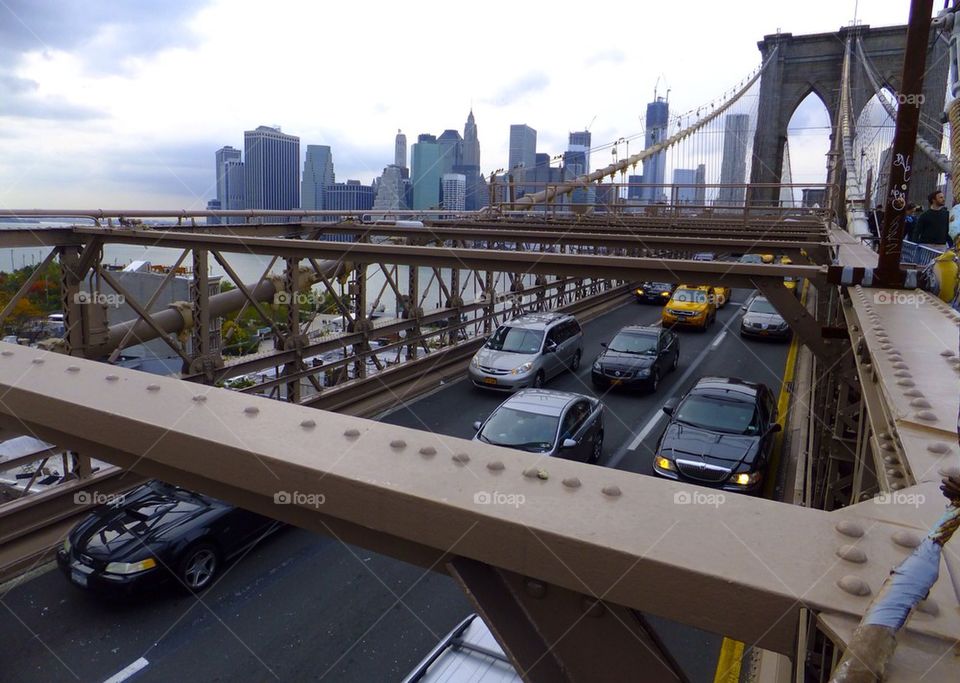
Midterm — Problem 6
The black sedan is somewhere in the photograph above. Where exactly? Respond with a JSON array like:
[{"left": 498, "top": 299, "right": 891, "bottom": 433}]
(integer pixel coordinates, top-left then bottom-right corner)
[
  {"left": 591, "top": 325, "right": 679, "bottom": 392},
  {"left": 57, "top": 480, "right": 279, "bottom": 596},
  {"left": 634, "top": 281, "right": 675, "bottom": 304},
  {"left": 651, "top": 377, "right": 780, "bottom": 493}
]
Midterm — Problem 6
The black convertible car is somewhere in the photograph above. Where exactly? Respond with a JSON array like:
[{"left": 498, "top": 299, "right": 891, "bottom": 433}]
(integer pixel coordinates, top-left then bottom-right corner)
[
  {"left": 591, "top": 325, "right": 679, "bottom": 392},
  {"left": 652, "top": 377, "right": 780, "bottom": 493},
  {"left": 57, "top": 480, "right": 279, "bottom": 596}
]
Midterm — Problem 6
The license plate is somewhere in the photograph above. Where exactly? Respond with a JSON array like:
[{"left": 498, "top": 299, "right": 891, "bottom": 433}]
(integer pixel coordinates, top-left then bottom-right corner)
[
  {"left": 610, "top": 379, "right": 622, "bottom": 386},
  {"left": 71, "top": 569, "right": 88, "bottom": 587},
  {"left": 483, "top": 377, "right": 497, "bottom": 385},
  {"left": 761, "top": 331, "right": 769, "bottom": 336}
]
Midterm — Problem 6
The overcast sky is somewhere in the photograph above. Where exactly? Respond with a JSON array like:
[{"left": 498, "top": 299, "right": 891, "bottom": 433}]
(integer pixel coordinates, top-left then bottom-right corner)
[{"left": 0, "top": 1, "right": 921, "bottom": 209}]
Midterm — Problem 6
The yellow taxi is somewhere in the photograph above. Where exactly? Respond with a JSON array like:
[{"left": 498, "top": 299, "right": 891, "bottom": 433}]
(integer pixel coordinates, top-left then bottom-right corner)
[
  {"left": 662, "top": 285, "right": 717, "bottom": 330},
  {"left": 761, "top": 253, "right": 775, "bottom": 264},
  {"left": 780, "top": 256, "right": 800, "bottom": 296},
  {"left": 712, "top": 285, "right": 732, "bottom": 307}
]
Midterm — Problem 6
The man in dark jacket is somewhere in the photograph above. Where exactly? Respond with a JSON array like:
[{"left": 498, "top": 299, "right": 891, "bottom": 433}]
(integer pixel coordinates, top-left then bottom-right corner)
[{"left": 915, "top": 190, "right": 951, "bottom": 248}]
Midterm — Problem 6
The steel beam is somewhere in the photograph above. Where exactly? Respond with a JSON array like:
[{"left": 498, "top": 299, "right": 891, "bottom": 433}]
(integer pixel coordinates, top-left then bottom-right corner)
[{"left": 0, "top": 346, "right": 957, "bottom": 656}]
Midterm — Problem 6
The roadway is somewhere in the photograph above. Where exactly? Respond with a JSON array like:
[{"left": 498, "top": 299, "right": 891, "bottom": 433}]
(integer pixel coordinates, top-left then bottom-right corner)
[{"left": 0, "top": 290, "right": 790, "bottom": 683}]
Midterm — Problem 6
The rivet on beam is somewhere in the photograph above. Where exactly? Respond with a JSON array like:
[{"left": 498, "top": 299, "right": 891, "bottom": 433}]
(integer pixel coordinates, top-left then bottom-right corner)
[
  {"left": 602, "top": 485, "right": 621, "bottom": 497},
  {"left": 452, "top": 453, "right": 470, "bottom": 465},
  {"left": 244, "top": 406, "right": 259, "bottom": 415},
  {"left": 344, "top": 428, "right": 360, "bottom": 438},
  {"left": 562, "top": 477, "right": 582, "bottom": 489},
  {"left": 300, "top": 419, "right": 316, "bottom": 429},
  {"left": 486, "top": 460, "right": 504, "bottom": 471},
  {"left": 105, "top": 374, "right": 118, "bottom": 382},
  {"left": 31, "top": 358, "right": 44, "bottom": 365},
  {"left": 390, "top": 439, "right": 406, "bottom": 450},
  {"left": 835, "top": 520, "right": 864, "bottom": 538},
  {"left": 837, "top": 575, "right": 871, "bottom": 596},
  {"left": 419, "top": 446, "right": 437, "bottom": 457},
  {"left": 192, "top": 394, "right": 207, "bottom": 402},
  {"left": 146, "top": 384, "right": 160, "bottom": 392},
  {"left": 836, "top": 545, "right": 867, "bottom": 564}
]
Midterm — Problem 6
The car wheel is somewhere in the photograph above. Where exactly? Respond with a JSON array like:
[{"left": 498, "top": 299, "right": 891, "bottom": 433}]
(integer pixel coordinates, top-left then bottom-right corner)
[
  {"left": 589, "top": 432, "right": 603, "bottom": 464},
  {"left": 571, "top": 350, "right": 581, "bottom": 371},
  {"left": 533, "top": 371, "right": 545, "bottom": 389},
  {"left": 650, "top": 369, "right": 660, "bottom": 392},
  {"left": 178, "top": 542, "right": 219, "bottom": 592},
  {"left": 671, "top": 350, "right": 679, "bottom": 371}
]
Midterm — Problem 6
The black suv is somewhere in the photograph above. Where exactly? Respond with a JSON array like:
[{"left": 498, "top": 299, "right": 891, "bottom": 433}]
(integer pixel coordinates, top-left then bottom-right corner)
[
  {"left": 652, "top": 377, "right": 780, "bottom": 493},
  {"left": 591, "top": 325, "right": 679, "bottom": 392},
  {"left": 634, "top": 282, "right": 675, "bottom": 304}
]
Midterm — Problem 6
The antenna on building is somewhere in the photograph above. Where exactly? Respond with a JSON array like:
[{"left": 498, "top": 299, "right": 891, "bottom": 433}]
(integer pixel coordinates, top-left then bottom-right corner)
[{"left": 585, "top": 115, "right": 597, "bottom": 132}]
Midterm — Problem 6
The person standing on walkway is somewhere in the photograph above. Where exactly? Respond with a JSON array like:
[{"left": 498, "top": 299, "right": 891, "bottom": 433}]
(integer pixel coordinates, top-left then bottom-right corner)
[{"left": 915, "top": 190, "right": 951, "bottom": 249}]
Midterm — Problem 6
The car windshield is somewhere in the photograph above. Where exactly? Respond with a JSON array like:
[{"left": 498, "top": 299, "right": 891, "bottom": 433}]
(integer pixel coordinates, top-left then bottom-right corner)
[
  {"left": 740, "top": 254, "right": 762, "bottom": 264},
  {"left": 672, "top": 289, "right": 707, "bottom": 304},
  {"left": 644, "top": 282, "right": 671, "bottom": 289},
  {"left": 674, "top": 394, "right": 761, "bottom": 435},
  {"left": 748, "top": 298, "right": 778, "bottom": 315},
  {"left": 485, "top": 326, "right": 544, "bottom": 354},
  {"left": 608, "top": 332, "right": 657, "bottom": 355},
  {"left": 478, "top": 407, "right": 559, "bottom": 452}
]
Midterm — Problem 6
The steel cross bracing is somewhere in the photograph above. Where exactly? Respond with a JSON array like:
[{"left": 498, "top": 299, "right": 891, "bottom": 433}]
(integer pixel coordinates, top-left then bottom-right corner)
[{"left": 0, "top": 344, "right": 956, "bottom": 678}]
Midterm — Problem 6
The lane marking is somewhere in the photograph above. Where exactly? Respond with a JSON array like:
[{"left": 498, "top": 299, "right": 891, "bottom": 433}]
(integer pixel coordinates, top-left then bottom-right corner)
[
  {"left": 103, "top": 657, "right": 149, "bottom": 683},
  {"left": 607, "top": 307, "right": 747, "bottom": 468},
  {"left": 712, "top": 286, "right": 803, "bottom": 682},
  {"left": 709, "top": 329, "right": 727, "bottom": 350},
  {"left": 712, "top": 637, "right": 744, "bottom": 683}
]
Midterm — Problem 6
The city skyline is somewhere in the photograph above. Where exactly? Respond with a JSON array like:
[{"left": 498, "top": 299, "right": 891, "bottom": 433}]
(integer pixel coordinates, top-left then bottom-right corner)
[{"left": 0, "top": 2, "right": 914, "bottom": 208}]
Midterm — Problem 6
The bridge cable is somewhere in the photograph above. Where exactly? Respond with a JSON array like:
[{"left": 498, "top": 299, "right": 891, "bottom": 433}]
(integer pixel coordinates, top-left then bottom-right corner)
[{"left": 511, "top": 47, "right": 779, "bottom": 209}]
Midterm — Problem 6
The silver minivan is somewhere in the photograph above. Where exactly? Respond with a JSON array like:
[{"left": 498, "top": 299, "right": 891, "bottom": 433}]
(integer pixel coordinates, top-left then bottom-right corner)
[{"left": 468, "top": 312, "right": 583, "bottom": 391}]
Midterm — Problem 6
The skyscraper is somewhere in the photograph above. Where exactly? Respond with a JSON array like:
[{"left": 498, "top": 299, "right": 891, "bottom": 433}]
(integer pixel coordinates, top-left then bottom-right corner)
[
  {"left": 206, "top": 198, "right": 221, "bottom": 225},
  {"left": 508, "top": 124, "right": 537, "bottom": 173},
  {"left": 640, "top": 98, "right": 669, "bottom": 203},
  {"left": 301, "top": 145, "right": 335, "bottom": 212},
  {"left": 373, "top": 165, "right": 407, "bottom": 215},
  {"left": 462, "top": 110, "right": 480, "bottom": 168},
  {"left": 324, "top": 180, "right": 375, "bottom": 213},
  {"left": 695, "top": 164, "right": 707, "bottom": 205},
  {"left": 395, "top": 130, "right": 407, "bottom": 171},
  {"left": 441, "top": 173, "right": 466, "bottom": 212},
  {"left": 244, "top": 126, "right": 300, "bottom": 215},
  {"left": 215, "top": 146, "right": 245, "bottom": 223},
  {"left": 717, "top": 114, "right": 751, "bottom": 206},
  {"left": 437, "top": 129, "right": 463, "bottom": 177},
  {"left": 671, "top": 169, "right": 698, "bottom": 204},
  {"left": 567, "top": 131, "right": 592, "bottom": 175},
  {"left": 411, "top": 136, "right": 441, "bottom": 210}
]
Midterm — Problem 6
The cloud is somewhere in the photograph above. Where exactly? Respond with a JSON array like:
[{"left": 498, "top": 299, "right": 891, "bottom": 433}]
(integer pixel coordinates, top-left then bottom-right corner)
[
  {"left": 484, "top": 71, "right": 551, "bottom": 107},
  {"left": 585, "top": 49, "right": 625, "bottom": 67},
  {"left": 0, "top": 1, "right": 204, "bottom": 68},
  {"left": 0, "top": 74, "right": 105, "bottom": 120}
]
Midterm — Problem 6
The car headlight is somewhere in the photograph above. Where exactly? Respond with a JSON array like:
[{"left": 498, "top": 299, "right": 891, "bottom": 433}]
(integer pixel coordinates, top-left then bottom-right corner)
[
  {"left": 471, "top": 356, "right": 479, "bottom": 368},
  {"left": 511, "top": 361, "right": 534, "bottom": 375},
  {"left": 636, "top": 368, "right": 650, "bottom": 376},
  {"left": 655, "top": 456, "right": 675, "bottom": 471},
  {"left": 105, "top": 558, "right": 157, "bottom": 575},
  {"left": 62, "top": 538, "right": 71, "bottom": 554},
  {"left": 593, "top": 360, "right": 602, "bottom": 370},
  {"left": 636, "top": 289, "right": 644, "bottom": 295},
  {"left": 728, "top": 471, "right": 761, "bottom": 487},
  {"left": 661, "top": 291, "right": 670, "bottom": 297}
]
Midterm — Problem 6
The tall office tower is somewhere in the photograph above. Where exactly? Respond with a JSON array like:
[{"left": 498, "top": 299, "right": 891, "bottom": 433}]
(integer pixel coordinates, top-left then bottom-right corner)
[
  {"left": 627, "top": 174, "right": 644, "bottom": 200},
  {"left": 717, "top": 114, "right": 750, "bottom": 206},
  {"left": 567, "top": 131, "right": 592, "bottom": 175},
  {"left": 671, "top": 169, "right": 698, "bottom": 204},
  {"left": 206, "top": 199, "right": 221, "bottom": 225},
  {"left": 243, "top": 126, "right": 300, "bottom": 216},
  {"left": 640, "top": 98, "right": 669, "bottom": 203},
  {"left": 462, "top": 110, "right": 480, "bottom": 168},
  {"left": 441, "top": 173, "right": 466, "bottom": 212},
  {"left": 324, "top": 180, "right": 375, "bottom": 213},
  {"left": 215, "top": 146, "right": 245, "bottom": 223},
  {"left": 395, "top": 130, "right": 407, "bottom": 170},
  {"left": 508, "top": 124, "right": 537, "bottom": 173},
  {"left": 694, "top": 164, "right": 707, "bottom": 205},
  {"left": 372, "top": 165, "right": 407, "bottom": 214},
  {"left": 411, "top": 136, "right": 441, "bottom": 209},
  {"left": 437, "top": 129, "right": 463, "bottom": 177},
  {"left": 301, "top": 145, "right": 335, "bottom": 212}
]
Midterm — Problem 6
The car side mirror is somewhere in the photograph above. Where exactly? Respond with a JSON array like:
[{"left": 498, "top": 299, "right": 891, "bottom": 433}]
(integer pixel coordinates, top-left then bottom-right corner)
[
  {"left": 473, "top": 421, "right": 482, "bottom": 431},
  {"left": 561, "top": 438, "right": 577, "bottom": 449},
  {"left": 769, "top": 423, "right": 782, "bottom": 434},
  {"left": 662, "top": 398, "right": 679, "bottom": 415},
  {"left": 545, "top": 342, "right": 557, "bottom": 353},
  {"left": 600, "top": 342, "right": 608, "bottom": 348},
  {"left": 741, "top": 304, "right": 748, "bottom": 311}
]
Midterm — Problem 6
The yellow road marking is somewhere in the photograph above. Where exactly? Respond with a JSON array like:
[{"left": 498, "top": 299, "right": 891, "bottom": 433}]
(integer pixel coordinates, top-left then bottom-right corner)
[
  {"left": 714, "top": 282, "right": 806, "bottom": 680},
  {"left": 713, "top": 637, "right": 745, "bottom": 683}
]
